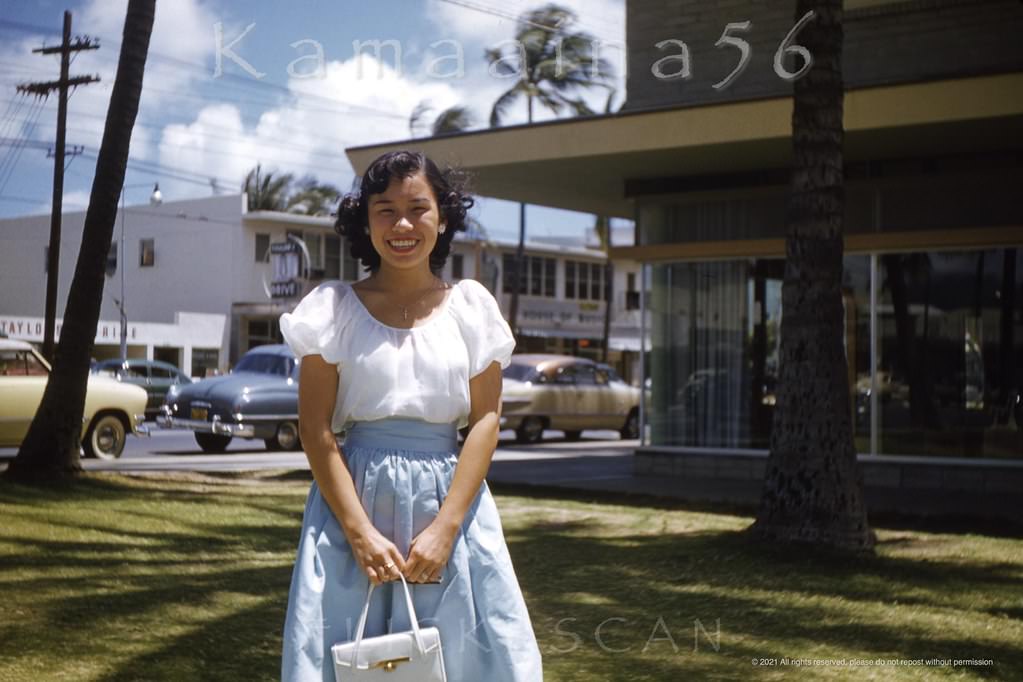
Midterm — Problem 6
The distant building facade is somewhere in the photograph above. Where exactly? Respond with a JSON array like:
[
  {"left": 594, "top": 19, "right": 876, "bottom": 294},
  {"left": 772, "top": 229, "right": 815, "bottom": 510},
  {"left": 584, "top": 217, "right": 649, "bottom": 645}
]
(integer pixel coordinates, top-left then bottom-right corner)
[{"left": 0, "top": 194, "right": 644, "bottom": 383}]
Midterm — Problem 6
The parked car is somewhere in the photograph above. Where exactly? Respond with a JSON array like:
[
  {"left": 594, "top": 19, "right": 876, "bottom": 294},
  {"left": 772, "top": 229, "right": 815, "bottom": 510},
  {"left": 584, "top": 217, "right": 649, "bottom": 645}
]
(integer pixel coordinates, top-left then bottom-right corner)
[
  {"left": 0, "top": 338, "right": 148, "bottom": 459},
  {"left": 93, "top": 358, "right": 192, "bottom": 419},
  {"left": 157, "top": 344, "right": 301, "bottom": 453},
  {"left": 501, "top": 354, "right": 641, "bottom": 444}
]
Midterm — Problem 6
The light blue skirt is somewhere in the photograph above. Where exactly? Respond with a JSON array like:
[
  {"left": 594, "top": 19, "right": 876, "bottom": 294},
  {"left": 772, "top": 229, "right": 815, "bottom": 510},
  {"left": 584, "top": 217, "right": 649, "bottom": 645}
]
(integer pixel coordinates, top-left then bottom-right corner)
[{"left": 281, "top": 419, "right": 543, "bottom": 682}]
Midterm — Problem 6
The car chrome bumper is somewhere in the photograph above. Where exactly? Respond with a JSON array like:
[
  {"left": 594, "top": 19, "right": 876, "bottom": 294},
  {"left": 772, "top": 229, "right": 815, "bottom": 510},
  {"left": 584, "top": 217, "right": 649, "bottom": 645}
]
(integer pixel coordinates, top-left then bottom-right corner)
[
  {"left": 157, "top": 413, "right": 256, "bottom": 438},
  {"left": 133, "top": 413, "right": 151, "bottom": 437}
]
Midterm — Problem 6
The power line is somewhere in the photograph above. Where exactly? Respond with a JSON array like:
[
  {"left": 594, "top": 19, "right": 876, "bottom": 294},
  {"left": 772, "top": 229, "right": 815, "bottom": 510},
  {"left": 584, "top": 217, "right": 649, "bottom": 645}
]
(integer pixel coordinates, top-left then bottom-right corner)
[
  {"left": 434, "top": 0, "right": 624, "bottom": 46},
  {"left": 3, "top": 130, "right": 346, "bottom": 195},
  {"left": 0, "top": 192, "right": 250, "bottom": 227},
  {"left": 0, "top": 193, "right": 86, "bottom": 206},
  {"left": 0, "top": 95, "right": 357, "bottom": 162},
  {"left": 0, "top": 134, "right": 52, "bottom": 150},
  {"left": 0, "top": 59, "right": 400, "bottom": 126},
  {"left": 0, "top": 18, "right": 410, "bottom": 123},
  {"left": 0, "top": 98, "right": 46, "bottom": 195},
  {"left": 0, "top": 96, "right": 30, "bottom": 142}
]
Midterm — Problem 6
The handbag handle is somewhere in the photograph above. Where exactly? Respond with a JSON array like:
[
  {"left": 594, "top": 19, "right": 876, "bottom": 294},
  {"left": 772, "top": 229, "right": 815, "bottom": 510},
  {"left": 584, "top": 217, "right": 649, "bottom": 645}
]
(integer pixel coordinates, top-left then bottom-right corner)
[{"left": 349, "top": 572, "right": 428, "bottom": 668}]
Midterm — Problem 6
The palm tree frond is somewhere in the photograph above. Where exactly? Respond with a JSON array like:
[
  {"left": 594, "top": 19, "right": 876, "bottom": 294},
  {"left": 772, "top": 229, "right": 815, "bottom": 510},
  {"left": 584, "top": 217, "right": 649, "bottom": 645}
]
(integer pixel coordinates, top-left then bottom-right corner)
[
  {"left": 409, "top": 100, "right": 434, "bottom": 137},
  {"left": 432, "top": 106, "right": 474, "bottom": 136},
  {"left": 490, "top": 85, "right": 524, "bottom": 127}
]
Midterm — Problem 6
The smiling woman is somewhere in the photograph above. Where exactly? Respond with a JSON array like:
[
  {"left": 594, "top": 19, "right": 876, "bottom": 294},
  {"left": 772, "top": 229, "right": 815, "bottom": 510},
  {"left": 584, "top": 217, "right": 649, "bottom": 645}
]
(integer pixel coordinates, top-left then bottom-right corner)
[{"left": 278, "top": 150, "right": 542, "bottom": 681}]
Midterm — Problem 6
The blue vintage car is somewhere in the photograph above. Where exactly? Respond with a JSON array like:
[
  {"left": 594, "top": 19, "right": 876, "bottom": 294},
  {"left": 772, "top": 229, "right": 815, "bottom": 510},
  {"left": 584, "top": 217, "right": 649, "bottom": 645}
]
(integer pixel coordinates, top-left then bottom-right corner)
[{"left": 157, "top": 344, "right": 301, "bottom": 453}]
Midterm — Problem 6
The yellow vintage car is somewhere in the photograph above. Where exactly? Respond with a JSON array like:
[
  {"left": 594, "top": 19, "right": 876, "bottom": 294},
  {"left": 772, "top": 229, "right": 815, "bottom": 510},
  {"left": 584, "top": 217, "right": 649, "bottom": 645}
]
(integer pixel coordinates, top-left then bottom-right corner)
[
  {"left": 0, "top": 338, "right": 148, "bottom": 459},
  {"left": 501, "top": 354, "right": 641, "bottom": 444}
]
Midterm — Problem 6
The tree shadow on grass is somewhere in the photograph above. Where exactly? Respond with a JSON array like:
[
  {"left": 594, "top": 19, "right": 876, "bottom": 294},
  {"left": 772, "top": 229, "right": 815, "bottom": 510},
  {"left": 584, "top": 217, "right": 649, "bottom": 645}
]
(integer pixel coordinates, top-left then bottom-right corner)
[
  {"left": 1, "top": 478, "right": 298, "bottom": 678},
  {"left": 504, "top": 516, "right": 1023, "bottom": 680},
  {"left": 97, "top": 598, "right": 287, "bottom": 682},
  {"left": 4, "top": 476, "right": 1021, "bottom": 680},
  {"left": 0, "top": 473, "right": 295, "bottom": 505},
  {"left": 489, "top": 481, "right": 1023, "bottom": 539}
]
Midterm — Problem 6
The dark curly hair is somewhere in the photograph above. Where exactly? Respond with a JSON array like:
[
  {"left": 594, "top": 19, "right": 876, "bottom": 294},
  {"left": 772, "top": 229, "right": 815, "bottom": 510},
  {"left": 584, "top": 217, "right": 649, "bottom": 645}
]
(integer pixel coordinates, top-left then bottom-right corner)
[{"left": 335, "top": 150, "right": 475, "bottom": 274}]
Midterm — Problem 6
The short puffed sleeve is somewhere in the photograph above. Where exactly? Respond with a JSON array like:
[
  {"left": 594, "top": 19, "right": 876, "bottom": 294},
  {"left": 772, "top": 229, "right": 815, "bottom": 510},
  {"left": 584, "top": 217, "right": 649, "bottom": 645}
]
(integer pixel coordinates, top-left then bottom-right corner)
[
  {"left": 278, "top": 281, "right": 349, "bottom": 364},
  {"left": 456, "top": 279, "right": 516, "bottom": 378}
]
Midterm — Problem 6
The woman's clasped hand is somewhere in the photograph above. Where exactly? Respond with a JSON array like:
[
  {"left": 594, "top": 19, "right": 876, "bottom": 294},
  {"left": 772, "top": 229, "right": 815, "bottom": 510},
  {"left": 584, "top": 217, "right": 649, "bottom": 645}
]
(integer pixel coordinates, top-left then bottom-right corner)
[{"left": 349, "top": 517, "right": 457, "bottom": 586}]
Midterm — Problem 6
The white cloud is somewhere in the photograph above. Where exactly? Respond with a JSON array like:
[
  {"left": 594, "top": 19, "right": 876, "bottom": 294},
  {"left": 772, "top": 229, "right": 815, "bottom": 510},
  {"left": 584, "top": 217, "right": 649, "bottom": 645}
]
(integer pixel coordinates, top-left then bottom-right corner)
[
  {"left": 61, "top": 189, "right": 92, "bottom": 209},
  {"left": 157, "top": 53, "right": 465, "bottom": 198}
]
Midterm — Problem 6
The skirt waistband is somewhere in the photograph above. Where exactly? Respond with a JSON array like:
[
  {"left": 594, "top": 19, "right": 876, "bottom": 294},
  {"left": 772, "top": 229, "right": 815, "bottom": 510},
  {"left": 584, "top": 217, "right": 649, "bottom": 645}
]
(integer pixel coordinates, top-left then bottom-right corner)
[{"left": 343, "top": 418, "right": 458, "bottom": 453}]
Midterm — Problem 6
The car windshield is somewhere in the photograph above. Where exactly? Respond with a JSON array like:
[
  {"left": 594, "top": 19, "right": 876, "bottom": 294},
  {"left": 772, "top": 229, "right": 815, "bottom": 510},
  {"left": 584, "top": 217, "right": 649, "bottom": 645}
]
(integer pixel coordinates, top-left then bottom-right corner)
[
  {"left": 502, "top": 364, "right": 539, "bottom": 382},
  {"left": 596, "top": 364, "right": 624, "bottom": 383},
  {"left": 234, "top": 353, "right": 295, "bottom": 377}
]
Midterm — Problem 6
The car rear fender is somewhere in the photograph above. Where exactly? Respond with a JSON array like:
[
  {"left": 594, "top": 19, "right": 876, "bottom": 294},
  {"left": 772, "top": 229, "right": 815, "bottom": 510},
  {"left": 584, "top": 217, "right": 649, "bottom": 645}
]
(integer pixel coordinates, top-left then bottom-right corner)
[{"left": 236, "top": 389, "right": 298, "bottom": 419}]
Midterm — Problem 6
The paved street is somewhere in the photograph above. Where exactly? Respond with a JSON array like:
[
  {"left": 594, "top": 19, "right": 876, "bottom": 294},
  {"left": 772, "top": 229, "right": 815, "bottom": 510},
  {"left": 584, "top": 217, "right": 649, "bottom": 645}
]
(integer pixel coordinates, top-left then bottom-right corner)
[{"left": 0, "top": 428, "right": 640, "bottom": 489}]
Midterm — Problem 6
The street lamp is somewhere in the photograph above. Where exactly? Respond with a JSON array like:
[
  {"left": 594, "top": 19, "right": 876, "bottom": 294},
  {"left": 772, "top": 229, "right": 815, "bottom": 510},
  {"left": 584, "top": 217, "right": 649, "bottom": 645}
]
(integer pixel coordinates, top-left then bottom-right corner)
[{"left": 117, "top": 182, "right": 162, "bottom": 363}]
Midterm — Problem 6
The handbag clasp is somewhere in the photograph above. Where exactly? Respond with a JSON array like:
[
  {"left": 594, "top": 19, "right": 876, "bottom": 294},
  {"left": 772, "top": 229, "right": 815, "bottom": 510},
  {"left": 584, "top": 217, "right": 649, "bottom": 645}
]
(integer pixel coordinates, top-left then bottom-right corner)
[{"left": 370, "top": 656, "right": 411, "bottom": 672}]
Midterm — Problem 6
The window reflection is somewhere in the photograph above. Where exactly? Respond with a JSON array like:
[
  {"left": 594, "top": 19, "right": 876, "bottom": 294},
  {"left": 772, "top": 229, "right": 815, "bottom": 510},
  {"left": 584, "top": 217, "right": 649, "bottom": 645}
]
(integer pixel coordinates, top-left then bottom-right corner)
[
  {"left": 878, "top": 249, "right": 1022, "bottom": 457},
  {"left": 647, "top": 248, "right": 1021, "bottom": 459}
]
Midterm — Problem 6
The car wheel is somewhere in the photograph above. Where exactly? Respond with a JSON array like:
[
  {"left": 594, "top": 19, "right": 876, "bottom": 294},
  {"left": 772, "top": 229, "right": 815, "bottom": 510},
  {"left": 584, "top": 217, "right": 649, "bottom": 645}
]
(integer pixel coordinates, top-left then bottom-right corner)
[
  {"left": 563, "top": 430, "right": 582, "bottom": 441},
  {"left": 83, "top": 413, "right": 126, "bottom": 460},
  {"left": 516, "top": 416, "right": 544, "bottom": 444},
  {"left": 195, "top": 432, "right": 232, "bottom": 453},
  {"left": 265, "top": 421, "right": 301, "bottom": 451},
  {"left": 620, "top": 409, "right": 639, "bottom": 439}
]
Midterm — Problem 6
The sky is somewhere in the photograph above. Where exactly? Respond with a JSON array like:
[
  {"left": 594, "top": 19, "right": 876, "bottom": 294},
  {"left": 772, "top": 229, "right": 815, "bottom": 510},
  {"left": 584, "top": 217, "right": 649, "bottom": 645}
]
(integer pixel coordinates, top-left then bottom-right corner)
[{"left": 0, "top": 0, "right": 631, "bottom": 244}]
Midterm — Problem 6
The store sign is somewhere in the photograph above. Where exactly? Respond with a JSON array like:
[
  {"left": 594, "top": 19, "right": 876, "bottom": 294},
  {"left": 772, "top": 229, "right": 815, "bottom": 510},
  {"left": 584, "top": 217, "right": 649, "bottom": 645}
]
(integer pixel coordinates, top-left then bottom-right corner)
[
  {"left": 268, "top": 239, "right": 307, "bottom": 299},
  {"left": 518, "top": 299, "right": 607, "bottom": 332},
  {"left": 0, "top": 317, "right": 138, "bottom": 343}
]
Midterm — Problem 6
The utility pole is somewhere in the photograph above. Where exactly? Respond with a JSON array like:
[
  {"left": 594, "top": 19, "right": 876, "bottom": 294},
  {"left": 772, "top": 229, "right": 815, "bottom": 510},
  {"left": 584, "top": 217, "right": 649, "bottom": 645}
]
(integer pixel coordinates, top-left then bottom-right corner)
[{"left": 16, "top": 11, "right": 99, "bottom": 362}]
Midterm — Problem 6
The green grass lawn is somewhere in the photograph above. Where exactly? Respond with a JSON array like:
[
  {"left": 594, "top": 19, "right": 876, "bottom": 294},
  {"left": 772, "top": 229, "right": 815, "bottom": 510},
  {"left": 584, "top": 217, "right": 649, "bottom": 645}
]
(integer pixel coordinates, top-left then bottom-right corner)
[{"left": 1, "top": 472, "right": 1021, "bottom": 681}]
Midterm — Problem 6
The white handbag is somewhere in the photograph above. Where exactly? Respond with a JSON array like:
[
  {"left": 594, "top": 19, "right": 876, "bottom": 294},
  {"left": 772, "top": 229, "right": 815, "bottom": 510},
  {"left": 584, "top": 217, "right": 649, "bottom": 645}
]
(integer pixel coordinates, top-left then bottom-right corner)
[{"left": 331, "top": 573, "right": 447, "bottom": 681}]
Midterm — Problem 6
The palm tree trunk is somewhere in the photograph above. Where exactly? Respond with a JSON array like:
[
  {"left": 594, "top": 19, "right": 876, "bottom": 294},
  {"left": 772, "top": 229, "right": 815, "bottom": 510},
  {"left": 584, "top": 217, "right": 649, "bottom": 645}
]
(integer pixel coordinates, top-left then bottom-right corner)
[
  {"left": 749, "top": 0, "right": 873, "bottom": 551},
  {"left": 5, "top": 0, "right": 155, "bottom": 483}
]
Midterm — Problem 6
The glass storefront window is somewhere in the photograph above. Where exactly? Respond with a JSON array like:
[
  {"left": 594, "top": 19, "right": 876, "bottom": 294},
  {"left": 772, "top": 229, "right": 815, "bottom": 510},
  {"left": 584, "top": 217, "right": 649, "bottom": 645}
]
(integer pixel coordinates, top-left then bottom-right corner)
[
  {"left": 649, "top": 255, "right": 872, "bottom": 451},
  {"left": 878, "top": 248, "right": 1022, "bottom": 458},
  {"left": 646, "top": 248, "right": 1022, "bottom": 459}
]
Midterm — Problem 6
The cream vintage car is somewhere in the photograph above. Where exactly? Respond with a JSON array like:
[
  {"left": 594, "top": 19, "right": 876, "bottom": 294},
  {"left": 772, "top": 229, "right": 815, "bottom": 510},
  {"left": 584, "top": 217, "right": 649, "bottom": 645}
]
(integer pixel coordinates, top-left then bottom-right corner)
[
  {"left": 0, "top": 338, "right": 148, "bottom": 459},
  {"left": 501, "top": 354, "right": 641, "bottom": 443}
]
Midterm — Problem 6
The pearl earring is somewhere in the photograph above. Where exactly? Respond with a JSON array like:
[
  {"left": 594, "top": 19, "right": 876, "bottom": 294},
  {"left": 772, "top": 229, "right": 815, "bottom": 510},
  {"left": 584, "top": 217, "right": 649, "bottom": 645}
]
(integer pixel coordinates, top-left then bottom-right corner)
[
  {"left": 439, "top": 224, "right": 446, "bottom": 234},
  {"left": 363, "top": 225, "right": 369, "bottom": 234}
]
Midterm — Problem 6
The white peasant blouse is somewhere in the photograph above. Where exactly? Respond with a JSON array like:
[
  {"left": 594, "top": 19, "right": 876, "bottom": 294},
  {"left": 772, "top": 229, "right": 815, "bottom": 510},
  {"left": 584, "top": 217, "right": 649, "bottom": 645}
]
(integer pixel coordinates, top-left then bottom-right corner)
[{"left": 278, "top": 278, "right": 515, "bottom": 432}]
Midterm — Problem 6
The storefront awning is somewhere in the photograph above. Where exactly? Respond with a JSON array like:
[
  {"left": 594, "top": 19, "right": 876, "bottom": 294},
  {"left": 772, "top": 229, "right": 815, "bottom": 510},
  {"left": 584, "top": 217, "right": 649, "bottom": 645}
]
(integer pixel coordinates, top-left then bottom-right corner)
[
  {"left": 346, "top": 72, "right": 1023, "bottom": 222},
  {"left": 518, "top": 328, "right": 597, "bottom": 340},
  {"left": 608, "top": 336, "right": 644, "bottom": 352}
]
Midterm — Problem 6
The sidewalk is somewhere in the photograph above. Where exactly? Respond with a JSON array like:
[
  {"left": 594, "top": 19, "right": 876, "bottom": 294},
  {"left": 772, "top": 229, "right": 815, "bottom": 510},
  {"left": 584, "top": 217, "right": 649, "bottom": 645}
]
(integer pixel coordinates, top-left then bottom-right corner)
[{"left": 485, "top": 440, "right": 761, "bottom": 515}]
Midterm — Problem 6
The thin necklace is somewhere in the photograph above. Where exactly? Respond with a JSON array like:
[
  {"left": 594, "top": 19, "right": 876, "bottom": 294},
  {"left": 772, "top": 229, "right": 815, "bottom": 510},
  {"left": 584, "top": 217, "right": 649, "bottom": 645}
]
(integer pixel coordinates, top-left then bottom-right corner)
[{"left": 381, "top": 276, "right": 446, "bottom": 322}]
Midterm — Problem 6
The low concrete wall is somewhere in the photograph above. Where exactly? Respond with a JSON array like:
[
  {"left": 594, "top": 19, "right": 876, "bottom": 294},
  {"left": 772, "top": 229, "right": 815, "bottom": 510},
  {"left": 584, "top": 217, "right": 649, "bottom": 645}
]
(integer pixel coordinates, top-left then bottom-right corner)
[{"left": 635, "top": 448, "right": 1023, "bottom": 522}]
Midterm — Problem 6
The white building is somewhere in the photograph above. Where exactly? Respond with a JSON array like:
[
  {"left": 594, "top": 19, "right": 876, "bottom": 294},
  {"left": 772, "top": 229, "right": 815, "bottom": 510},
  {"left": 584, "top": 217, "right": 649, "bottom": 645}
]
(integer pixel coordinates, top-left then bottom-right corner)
[{"left": 0, "top": 193, "right": 645, "bottom": 382}]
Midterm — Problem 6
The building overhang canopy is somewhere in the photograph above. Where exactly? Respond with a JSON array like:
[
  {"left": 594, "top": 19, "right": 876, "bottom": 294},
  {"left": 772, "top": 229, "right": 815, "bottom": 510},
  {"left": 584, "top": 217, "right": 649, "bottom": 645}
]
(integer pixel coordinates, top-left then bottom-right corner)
[{"left": 346, "top": 72, "right": 1023, "bottom": 221}]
